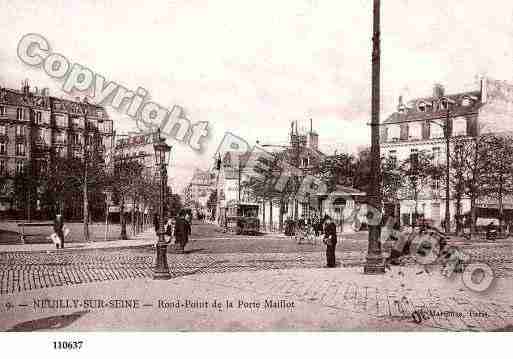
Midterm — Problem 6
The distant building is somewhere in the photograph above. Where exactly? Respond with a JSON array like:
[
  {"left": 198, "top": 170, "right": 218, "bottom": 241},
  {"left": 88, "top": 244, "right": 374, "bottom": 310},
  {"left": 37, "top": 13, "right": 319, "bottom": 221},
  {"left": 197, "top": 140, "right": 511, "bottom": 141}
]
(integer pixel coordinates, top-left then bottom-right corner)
[
  {"left": 0, "top": 81, "right": 113, "bottom": 218},
  {"left": 183, "top": 168, "right": 216, "bottom": 210},
  {"left": 381, "top": 78, "right": 513, "bottom": 227},
  {"left": 214, "top": 120, "right": 327, "bottom": 229},
  {"left": 113, "top": 132, "right": 159, "bottom": 177},
  {"left": 111, "top": 132, "right": 164, "bottom": 218}
]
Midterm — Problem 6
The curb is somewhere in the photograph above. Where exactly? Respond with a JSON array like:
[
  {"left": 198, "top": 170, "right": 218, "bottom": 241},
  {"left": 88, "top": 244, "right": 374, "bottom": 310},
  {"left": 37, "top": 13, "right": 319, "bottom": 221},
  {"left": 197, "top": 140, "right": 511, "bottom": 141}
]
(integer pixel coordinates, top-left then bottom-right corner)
[{"left": 0, "top": 238, "right": 157, "bottom": 254}]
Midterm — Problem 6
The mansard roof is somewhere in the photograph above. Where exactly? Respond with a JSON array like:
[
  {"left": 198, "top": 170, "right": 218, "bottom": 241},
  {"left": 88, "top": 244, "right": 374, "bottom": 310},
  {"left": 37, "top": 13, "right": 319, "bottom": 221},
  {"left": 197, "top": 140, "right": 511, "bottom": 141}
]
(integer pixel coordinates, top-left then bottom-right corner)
[
  {"left": 384, "top": 90, "right": 482, "bottom": 125},
  {"left": 0, "top": 86, "right": 108, "bottom": 119}
]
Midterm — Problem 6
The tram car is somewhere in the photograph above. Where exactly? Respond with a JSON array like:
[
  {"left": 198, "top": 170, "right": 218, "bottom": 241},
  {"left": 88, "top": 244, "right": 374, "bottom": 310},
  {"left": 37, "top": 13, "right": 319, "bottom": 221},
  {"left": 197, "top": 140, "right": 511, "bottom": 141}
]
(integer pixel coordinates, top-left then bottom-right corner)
[{"left": 225, "top": 201, "right": 260, "bottom": 235}]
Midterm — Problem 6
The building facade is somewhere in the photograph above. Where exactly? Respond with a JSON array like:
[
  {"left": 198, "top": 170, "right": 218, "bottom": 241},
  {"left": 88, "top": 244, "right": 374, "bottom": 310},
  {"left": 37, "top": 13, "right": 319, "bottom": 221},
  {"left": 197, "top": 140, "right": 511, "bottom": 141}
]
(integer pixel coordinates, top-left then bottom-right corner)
[
  {"left": 381, "top": 78, "right": 513, "bottom": 228},
  {"left": 110, "top": 132, "right": 161, "bottom": 219},
  {"left": 183, "top": 168, "right": 216, "bottom": 210},
  {"left": 214, "top": 121, "right": 327, "bottom": 229},
  {"left": 0, "top": 81, "right": 113, "bottom": 218}
]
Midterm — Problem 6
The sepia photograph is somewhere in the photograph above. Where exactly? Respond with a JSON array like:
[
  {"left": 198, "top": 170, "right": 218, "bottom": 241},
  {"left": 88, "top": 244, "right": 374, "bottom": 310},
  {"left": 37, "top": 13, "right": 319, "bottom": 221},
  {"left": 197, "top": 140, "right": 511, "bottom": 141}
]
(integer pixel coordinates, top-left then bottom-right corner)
[{"left": 1, "top": 1, "right": 513, "bottom": 353}]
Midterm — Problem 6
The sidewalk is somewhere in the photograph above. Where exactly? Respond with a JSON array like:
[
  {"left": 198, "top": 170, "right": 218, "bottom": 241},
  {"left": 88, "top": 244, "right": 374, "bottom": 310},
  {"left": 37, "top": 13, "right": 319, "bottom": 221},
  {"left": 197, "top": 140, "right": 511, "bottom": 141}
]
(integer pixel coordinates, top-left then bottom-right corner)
[
  {"left": 1, "top": 265, "right": 512, "bottom": 331},
  {"left": 0, "top": 228, "right": 157, "bottom": 253}
]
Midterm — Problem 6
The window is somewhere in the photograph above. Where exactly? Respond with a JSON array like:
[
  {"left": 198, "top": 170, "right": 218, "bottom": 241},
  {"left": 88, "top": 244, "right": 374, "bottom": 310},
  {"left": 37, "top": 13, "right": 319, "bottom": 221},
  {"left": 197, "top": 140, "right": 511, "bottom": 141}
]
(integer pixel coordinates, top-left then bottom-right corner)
[
  {"left": 16, "top": 143, "right": 26, "bottom": 156},
  {"left": 462, "top": 97, "right": 472, "bottom": 107},
  {"left": 0, "top": 142, "right": 6, "bottom": 155},
  {"left": 410, "top": 148, "right": 419, "bottom": 173},
  {"left": 35, "top": 111, "right": 42, "bottom": 124},
  {"left": 0, "top": 106, "right": 5, "bottom": 116},
  {"left": 388, "top": 124, "right": 400, "bottom": 141},
  {"left": 16, "top": 160, "right": 24, "bottom": 174},
  {"left": 35, "top": 160, "right": 47, "bottom": 176},
  {"left": 72, "top": 117, "right": 84, "bottom": 128},
  {"left": 56, "top": 146, "right": 66, "bottom": 158},
  {"left": 430, "top": 121, "right": 444, "bottom": 139},
  {"left": 0, "top": 124, "right": 6, "bottom": 136},
  {"left": 16, "top": 108, "right": 23, "bottom": 120},
  {"left": 72, "top": 133, "right": 79, "bottom": 145},
  {"left": 439, "top": 98, "right": 453, "bottom": 110},
  {"left": 15, "top": 125, "right": 25, "bottom": 137},
  {"left": 55, "top": 131, "right": 66, "bottom": 144},
  {"left": 86, "top": 134, "right": 96, "bottom": 147},
  {"left": 453, "top": 117, "right": 467, "bottom": 137},
  {"left": 0, "top": 159, "right": 6, "bottom": 175},
  {"left": 56, "top": 115, "right": 67, "bottom": 127},
  {"left": 389, "top": 150, "right": 397, "bottom": 167},
  {"left": 432, "top": 147, "right": 441, "bottom": 166},
  {"left": 101, "top": 120, "right": 113, "bottom": 133},
  {"left": 87, "top": 118, "right": 97, "bottom": 130},
  {"left": 38, "top": 128, "right": 51, "bottom": 144},
  {"left": 409, "top": 122, "right": 422, "bottom": 140}
]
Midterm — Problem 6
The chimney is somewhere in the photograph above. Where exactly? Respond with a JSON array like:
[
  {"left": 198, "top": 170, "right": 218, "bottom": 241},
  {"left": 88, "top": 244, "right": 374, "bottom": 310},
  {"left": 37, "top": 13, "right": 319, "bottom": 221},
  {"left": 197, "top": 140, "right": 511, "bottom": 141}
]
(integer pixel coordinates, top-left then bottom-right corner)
[
  {"left": 22, "top": 79, "right": 30, "bottom": 95},
  {"left": 433, "top": 83, "right": 445, "bottom": 98}
]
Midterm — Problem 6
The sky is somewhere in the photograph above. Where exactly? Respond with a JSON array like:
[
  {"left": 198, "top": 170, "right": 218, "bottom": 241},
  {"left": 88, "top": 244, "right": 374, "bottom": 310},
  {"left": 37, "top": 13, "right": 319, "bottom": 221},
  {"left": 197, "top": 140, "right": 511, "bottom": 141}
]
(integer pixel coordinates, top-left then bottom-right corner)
[{"left": 2, "top": 0, "right": 513, "bottom": 192}]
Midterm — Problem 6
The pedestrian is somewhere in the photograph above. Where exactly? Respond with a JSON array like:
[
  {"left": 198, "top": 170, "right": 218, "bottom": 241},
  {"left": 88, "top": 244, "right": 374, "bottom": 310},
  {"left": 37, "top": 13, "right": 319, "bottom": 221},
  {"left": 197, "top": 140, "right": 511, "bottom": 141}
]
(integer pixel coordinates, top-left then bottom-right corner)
[
  {"left": 174, "top": 210, "right": 190, "bottom": 252},
  {"left": 322, "top": 215, "right": 337, "bottom": 268},
  {"left": 53, "top": 213, "right": 64, "bottom": 249},
  {"left": 153, "top": 212, "right": 159, "bottom": 235},
  {"left": 164, "top": 218, "right": 174, "bottom": 243},
  {"left": 486, "top": 221, "right": 497, "bottom": 241}
]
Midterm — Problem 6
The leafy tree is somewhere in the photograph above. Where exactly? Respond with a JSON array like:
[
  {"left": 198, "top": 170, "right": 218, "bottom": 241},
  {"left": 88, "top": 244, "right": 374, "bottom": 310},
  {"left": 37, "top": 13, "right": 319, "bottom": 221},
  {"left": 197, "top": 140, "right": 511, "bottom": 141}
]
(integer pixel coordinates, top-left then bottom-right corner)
[
  {"left": 206, "top": 189, "right": 217, "bottom": 219},
  {"left": 167, "top": 193, "right": 183, "bottom": 218},
  {"left": 478, "top": 133, "right": 513, "bottom": 232},
  {"left": 397, "top": 150, "right": 439, "bottom": 225},
  {"left": 111, "top": 158, "right": 146, "bottom": 239},
  {"left": 381, "top": 155, "right": 403, "bottom": 218},
  {"left": 311, "top": 153, "right": 356, "bottom": 192}
]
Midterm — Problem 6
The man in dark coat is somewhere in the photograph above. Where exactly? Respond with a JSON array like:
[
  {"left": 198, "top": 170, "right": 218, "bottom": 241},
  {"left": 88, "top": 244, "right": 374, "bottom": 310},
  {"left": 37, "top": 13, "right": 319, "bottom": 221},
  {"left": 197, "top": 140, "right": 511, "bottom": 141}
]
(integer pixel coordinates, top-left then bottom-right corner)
[
  {"left": 153, "top": 213, "right": 159, "bottom": 235},
  {"left": 53, "top": 214, "right": 64, "bottom": 249},
  {"left": 323, "top": 215, "right": 337, "bottom": 267},
  {"left": 174, "top": 210, "right": 191, "bottom": 252}
]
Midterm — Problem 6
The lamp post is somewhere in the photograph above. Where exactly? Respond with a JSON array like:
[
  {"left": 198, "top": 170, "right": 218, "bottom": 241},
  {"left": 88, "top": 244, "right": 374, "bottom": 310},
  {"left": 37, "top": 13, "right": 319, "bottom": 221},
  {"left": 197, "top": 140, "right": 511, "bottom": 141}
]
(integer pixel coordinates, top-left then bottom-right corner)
[
  {"left": 152, "top": 129, "right": 172, "bottom": 280},
  {"left": 364, "top": 0, "right": 385, "bottom": 275}
]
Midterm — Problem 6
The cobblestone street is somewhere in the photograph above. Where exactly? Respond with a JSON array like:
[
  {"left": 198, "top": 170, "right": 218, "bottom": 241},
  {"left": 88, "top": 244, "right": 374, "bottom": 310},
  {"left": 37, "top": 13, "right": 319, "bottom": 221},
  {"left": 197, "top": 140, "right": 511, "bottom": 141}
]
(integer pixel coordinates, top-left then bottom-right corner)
[
  {"left": 2, "top": 222, "right": 513, "bottom": 331},
  {"left": 1, "top": 234, "right": 513, "bottom": 296}
]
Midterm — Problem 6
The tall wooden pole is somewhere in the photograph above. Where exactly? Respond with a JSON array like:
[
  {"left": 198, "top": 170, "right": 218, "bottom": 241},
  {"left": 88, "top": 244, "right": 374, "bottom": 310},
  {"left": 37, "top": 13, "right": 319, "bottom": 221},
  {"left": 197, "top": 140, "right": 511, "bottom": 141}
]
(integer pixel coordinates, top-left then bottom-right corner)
[
  {"left": 444, "top": 109, "right": 451, "bottom": 233},
  {"left": 364, "top": 0, "right": 385, "bottom": 274}
]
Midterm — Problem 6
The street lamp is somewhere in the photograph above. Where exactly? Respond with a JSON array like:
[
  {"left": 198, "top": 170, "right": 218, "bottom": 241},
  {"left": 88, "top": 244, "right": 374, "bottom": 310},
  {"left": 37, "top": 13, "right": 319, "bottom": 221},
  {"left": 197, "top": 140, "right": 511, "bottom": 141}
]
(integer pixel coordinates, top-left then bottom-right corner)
[{"left": 152, "top": 129, "right": 172, "bottom": 280}]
